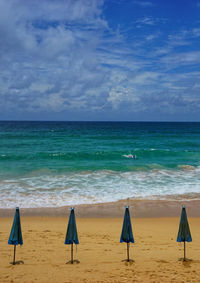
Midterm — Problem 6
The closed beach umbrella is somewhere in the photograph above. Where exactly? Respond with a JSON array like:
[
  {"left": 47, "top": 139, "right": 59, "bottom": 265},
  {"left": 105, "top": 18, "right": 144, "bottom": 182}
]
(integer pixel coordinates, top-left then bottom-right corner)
[
  {"left": 65, "top": 208, "right": 79, "bottom": 264},
  {"left": 177, "top": 206, "right": 192, "bottom": 261},
  {"left": 120, "top": 206, "right": 134, "bottom": 261},
  {"left": 8, "top": 207, "right": 23, "bottom": 265}
]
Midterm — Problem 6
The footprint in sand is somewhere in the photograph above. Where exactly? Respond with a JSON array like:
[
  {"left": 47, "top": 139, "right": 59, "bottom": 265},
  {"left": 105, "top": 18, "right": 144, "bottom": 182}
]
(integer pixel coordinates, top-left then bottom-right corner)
[{"left": 156, "top": 260, "right": 168, "bottom": 263}]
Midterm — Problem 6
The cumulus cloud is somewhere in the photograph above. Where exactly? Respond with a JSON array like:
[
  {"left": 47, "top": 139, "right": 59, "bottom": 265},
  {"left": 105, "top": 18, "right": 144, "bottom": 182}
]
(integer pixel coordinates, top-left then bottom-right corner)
[
  {"left": 0, "top": 0, "right": 109, "bottom": 114},
  {"left": 0, "top": 0, "right": 200, "bottom": 120}
]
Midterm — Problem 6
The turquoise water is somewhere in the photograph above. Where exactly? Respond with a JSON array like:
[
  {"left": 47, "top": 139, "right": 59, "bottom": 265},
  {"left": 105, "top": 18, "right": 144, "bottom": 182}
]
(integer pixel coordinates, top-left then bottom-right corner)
[{"left": 0, "top": 121, "right": 200, "bottom": 208}]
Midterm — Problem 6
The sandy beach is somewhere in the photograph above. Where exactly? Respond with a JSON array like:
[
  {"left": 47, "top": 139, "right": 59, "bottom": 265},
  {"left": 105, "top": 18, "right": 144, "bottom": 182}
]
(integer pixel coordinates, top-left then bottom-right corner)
[{"left": 1, "top": 201, "right": 200, "bottom": 282}]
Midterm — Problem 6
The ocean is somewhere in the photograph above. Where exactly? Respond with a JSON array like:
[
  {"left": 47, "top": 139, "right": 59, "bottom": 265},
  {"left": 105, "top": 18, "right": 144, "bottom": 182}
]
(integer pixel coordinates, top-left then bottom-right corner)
[{"left": 0, "top": 121, "right": 200, "bottom": 208}]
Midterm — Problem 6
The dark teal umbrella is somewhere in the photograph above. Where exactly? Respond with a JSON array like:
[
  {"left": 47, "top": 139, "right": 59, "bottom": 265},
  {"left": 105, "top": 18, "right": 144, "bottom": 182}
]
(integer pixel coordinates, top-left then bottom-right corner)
[
  {"left": 65, "top": 208, "right": 79, "bottom": 263},
  {"left": 120, "top": 206, "right": 134, "bottom": 261},
  {"left": 177, "top": 206, "right": 192, "bottom": 261},
  {"left": 8, "top": 207, "right": 23, "bottom": 265}
]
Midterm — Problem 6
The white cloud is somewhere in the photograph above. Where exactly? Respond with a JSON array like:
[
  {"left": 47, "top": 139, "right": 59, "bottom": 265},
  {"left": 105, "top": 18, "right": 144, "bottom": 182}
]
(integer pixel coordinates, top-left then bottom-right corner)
[
  {"left": 0, "top": 0, "right": 109, "bottom": 114},
  {"left": 108, "top": 85, "right": 139, "bottom": 110},
  {"left": 193, "top": 28, "right": 200, "bottom": 37},
  {"left": 193, "top": 83, "right": 200, "bottom": 89},
  {"left": 161, "top": 51, "right": 200, "bottom": 66},
  {"left": 0, "top": 0, "right": 200, "bottom": 120},
  {"left": 146, "top": 34, "right": 158, "bottom": 41},
  {"left": 135, "top": 17, "right": 156, "bottom": 27},
  {"left": 167, "top": 33, "right": 190, "bottom": 47},
  {"left": 133, "top": 1, "right": 154, "bottom": 7},
  {"left": 131, "top": 72, "right": 160, "bottom": 84}
]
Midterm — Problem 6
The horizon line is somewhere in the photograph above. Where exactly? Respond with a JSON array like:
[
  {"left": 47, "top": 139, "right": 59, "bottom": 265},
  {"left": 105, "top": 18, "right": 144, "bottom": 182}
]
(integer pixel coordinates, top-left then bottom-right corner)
[{"left": 0, "top": 120, "right": 200, "bottom": 123}]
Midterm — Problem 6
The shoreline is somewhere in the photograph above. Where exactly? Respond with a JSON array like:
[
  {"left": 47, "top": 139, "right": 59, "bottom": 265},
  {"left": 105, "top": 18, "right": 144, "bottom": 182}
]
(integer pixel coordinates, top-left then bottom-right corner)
[{"left": 1, "top": 197, "right": 200, "bottom": 217}]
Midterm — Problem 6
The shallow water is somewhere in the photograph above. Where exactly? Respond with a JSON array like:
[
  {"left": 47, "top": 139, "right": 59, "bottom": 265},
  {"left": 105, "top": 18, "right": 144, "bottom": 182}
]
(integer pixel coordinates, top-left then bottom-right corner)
[{"left": 0, "top": 121, "right": 200, "bottom": 208}]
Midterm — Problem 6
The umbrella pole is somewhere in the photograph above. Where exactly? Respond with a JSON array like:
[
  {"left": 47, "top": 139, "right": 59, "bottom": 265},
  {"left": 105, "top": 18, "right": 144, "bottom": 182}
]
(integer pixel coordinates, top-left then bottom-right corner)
[
  {"left": 184, "top": 241, "right": 186, "bottom": 261},
  {"left": 127, "top": 242, "right": 129, "bottom": 262},
  {"left": 71, "top": 243, "right": 73, "bottom": 264},
  {"left": 13, "top": 245, "right": 16, "bottom": 265}
]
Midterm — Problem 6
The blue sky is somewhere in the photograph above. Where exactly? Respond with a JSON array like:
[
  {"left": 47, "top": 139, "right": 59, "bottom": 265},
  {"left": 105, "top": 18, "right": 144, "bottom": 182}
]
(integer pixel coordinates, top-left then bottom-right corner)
[{"left": 0, "top": 0, "right": 200, "bottom": 121}]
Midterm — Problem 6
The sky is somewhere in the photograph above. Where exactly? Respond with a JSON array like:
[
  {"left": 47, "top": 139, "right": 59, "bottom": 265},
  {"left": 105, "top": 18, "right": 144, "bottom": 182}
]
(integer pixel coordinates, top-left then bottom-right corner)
[{"left": 0, "top": 0, "right": 200, "bottom": 121}]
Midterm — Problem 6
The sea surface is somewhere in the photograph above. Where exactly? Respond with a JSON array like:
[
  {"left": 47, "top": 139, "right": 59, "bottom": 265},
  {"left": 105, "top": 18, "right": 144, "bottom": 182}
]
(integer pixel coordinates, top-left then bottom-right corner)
[{"left": 0, "top": 121, "right": 200, "bottom": 208}]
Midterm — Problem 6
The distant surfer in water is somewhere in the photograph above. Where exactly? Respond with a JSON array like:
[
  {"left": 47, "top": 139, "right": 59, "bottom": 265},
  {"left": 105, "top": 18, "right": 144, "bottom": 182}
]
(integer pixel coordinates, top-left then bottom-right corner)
[{"left": 128, "top": 154, "right": 136, "bottom": 159}]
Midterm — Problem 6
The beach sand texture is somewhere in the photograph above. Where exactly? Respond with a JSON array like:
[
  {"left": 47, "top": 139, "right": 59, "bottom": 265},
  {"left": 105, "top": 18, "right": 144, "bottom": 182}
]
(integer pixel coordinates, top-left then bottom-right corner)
[{"left": 1, "top": 216, "right": 200, "bottom": 282}]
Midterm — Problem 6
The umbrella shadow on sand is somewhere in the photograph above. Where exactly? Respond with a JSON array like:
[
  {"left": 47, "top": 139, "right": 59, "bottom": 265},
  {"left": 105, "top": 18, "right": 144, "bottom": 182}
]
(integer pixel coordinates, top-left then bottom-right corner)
[
  {"left": 178, "top": 257, "right": 193, "bottom": 268},
  {"left": 66, "top": 259, "right": 80, "bottom": 264},
  {"left": 178, "top": 258, "right": 193, "bottom": 262},
  {"left": 9, "top": 260, "right": 24, "bottom": 265},
  {"left": 122, "top": 259, "right": 135, "bottom": 266}
]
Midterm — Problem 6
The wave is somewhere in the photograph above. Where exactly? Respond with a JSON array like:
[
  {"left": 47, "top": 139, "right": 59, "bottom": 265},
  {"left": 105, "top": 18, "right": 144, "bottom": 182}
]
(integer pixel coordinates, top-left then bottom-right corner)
[{"left": 1, "top": 166, "right": 200, "bottom": 208}]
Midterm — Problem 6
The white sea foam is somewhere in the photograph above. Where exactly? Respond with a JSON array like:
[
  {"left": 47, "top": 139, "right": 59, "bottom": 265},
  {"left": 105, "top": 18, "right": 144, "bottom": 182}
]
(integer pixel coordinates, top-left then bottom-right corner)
[{"left": 1, "top": 167, "right": 200, "bottom": 208}]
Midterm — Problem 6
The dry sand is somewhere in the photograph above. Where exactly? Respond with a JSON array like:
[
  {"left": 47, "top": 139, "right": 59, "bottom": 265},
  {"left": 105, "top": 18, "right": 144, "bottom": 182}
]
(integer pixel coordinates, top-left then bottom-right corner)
[{"left": 1, "top": 212, "right": 200, "bottom": 282}]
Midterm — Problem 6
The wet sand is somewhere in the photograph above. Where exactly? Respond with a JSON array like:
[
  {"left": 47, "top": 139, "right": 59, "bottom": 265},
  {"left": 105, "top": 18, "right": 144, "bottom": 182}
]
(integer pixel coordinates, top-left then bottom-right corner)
[{"left": 1, "top": 197, "right": 200, "bottom": 218}]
